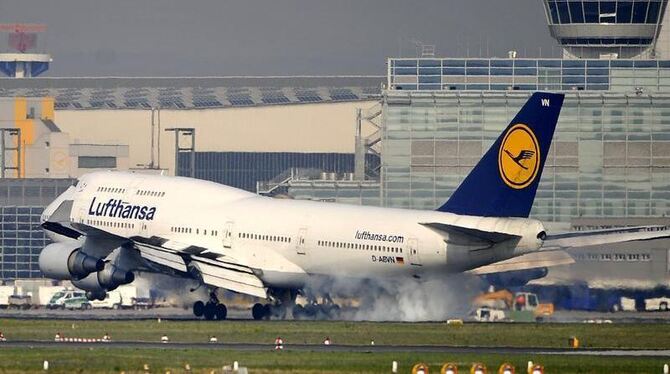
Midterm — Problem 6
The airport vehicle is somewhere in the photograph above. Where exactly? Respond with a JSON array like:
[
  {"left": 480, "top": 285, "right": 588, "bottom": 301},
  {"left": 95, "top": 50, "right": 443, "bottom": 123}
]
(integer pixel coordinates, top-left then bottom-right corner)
[
  {"left": 38, "top": 286, "right": 66, "bottom": 307},
  {"left": 131, "top": 297, "right": 154, "bottom": 310},
  {"left": 474, "top": 307, "right": 506, "bottom": 322},
  {"left": 0, "top": 286, "right": 14, "bottom": 308},
  {"left": 644, "top": 297, "right": 670, "bottom": 311},
  {"left": 87, "top": 285, "right": 142, "bottom": 309},
  {"left": 38, "top": 92, "right": 670, "bottom": 320},
  {"left": 473, "top": 289, "right": 553, "bottom": 321},
  {"left": 89, "top": 290, "right": 122, "bottom": 309},
  {"left": 47, "top": 290, "right": 91, "bottom": 310},
  {"left": 8, "top": 294, "right": 32, "bottom": 310},
  {"left": 620, "top": 297, "right": 636, "bottom": 312}
]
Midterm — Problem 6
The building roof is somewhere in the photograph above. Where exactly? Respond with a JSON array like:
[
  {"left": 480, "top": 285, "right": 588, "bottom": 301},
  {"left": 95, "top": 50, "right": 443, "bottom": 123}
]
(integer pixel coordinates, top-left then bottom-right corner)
[
  {"left": 0, "top": 76, "right": 384, "bottom": 110},
  {"left": 387, "top": 57, "right": 670, "bottom": 92}
]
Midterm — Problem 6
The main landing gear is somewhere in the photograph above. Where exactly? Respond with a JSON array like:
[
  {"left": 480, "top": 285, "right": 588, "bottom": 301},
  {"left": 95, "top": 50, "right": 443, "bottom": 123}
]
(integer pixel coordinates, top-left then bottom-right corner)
[
  {"left": 193, "top": 290, "right": 227, "bottom": 321},
  {"left": 251, "top": 302, "right": 287, "bottom": 320},
  {"left": 251, "top": 291, "right": 341, "bottom": 320},
  {"left": 251, "top": 288, "right": 296, "bottom": 320},
  {"left": 293, "top": 294, "right": 341, "bottom": 320}
]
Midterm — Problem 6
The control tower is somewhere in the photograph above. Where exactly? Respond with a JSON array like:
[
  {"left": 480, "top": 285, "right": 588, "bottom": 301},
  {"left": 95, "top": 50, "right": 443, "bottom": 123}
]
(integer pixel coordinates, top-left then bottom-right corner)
[
  {"left": 541, "top": 0, "right": 669, "bottom": 59},
  {"left": 0, "top": 24, "right": 51, "bottom": 78}
]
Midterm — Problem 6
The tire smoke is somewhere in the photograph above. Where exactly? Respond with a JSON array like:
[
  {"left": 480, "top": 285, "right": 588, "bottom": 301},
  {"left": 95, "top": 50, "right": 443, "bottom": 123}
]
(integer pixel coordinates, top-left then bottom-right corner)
[{"left": 302, "top": 274, "right": 481, "bottom": 321}]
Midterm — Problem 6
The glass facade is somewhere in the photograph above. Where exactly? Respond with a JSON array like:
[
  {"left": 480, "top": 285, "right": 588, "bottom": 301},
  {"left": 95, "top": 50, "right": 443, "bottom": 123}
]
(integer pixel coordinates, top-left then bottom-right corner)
[
  {"left": 545, "top": 0, "right": 664, "bottom": 25},
  {"left": 0, "top": 179, "right": 74, "bottom": 280},
  {"left": 388, "top": 58, "right": 670, "bottom": 92},
  {"left": 0, "top": 206, "right": 50, "bottom": 279},
  {"left": 381, "top": 91, "right": 670, "bottom": 222}
]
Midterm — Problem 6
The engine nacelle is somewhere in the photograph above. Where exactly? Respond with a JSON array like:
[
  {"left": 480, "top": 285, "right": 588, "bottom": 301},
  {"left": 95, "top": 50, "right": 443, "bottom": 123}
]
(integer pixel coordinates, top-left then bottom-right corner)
[
  {"left": 72, "top": 263, "right": 134, "bottom": 293},
  {"left": 39, "top": 242, "right": 104, "bottom": 280},
  {"left": 86, "top": 290, "right": 106, "bottom": 301}
]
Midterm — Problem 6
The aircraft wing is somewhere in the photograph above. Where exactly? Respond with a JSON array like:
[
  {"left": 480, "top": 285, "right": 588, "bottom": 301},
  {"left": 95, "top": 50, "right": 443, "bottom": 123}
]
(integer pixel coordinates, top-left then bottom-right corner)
[
  {"left": 468, "top": 250, "right": 574, "bottom": 275},
  {"left": 131, "top": 237, "right": 268, "bottom": 299},
  {"left": 542, "top": 225, "right": 670, "bottom": 251}
]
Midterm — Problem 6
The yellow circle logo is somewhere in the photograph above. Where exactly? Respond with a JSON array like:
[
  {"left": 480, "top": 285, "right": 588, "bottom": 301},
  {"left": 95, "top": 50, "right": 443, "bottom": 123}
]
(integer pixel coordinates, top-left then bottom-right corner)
[{"left": 498, "top": 124, "right": 540, "bottom": 189}]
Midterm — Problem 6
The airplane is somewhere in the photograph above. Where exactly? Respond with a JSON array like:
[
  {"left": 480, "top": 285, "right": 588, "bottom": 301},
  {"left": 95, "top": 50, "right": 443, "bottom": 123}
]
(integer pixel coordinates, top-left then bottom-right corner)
[{"left": 38, "top": 92, "right": 670, "bottom": 320}]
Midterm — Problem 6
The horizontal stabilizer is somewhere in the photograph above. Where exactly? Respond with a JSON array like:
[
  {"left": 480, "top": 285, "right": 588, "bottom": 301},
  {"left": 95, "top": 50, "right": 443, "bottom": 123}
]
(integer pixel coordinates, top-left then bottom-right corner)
[
  {"left": 468, "top": 250, "right": 574, "bottom": 275},
  {"left": 543, "top": 226, "right": 670, "bottom": 250},
  {"left": 420, "top": 222, "right": 520, "bottom": 246}
]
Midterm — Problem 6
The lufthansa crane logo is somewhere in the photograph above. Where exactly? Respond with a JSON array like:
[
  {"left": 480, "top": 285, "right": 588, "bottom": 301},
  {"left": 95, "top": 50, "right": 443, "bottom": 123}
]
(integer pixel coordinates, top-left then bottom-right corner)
[{"left": 498, "top": 124, "right": 540, "bottom": 189}]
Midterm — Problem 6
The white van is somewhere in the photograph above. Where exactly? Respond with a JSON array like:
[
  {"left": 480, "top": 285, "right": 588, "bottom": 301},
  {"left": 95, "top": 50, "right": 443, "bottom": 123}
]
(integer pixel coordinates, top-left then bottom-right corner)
[
  {"left": 645, "top": 297, "right": 670, "bottom": 311},
  {"left": 38, "top": 286, "right": 66, "bottom": 307},
  {"left": 90, "top": 290, "right": 122, "bottom": 309},
  {"left": 0, "top": 286, "right": 14, "bottom": 308}
]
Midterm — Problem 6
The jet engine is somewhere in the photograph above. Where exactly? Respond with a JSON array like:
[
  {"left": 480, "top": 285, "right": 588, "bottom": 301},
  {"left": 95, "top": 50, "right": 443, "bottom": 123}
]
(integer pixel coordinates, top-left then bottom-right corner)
[
  {"left": 85, "top": 290, "right": 106, "bottom": 301},
  {"left": 72, "top": 262, "right": 134, "bottom": 293},
  {"left": 38, "top": 242, "right": 104, "bottom": 280}
]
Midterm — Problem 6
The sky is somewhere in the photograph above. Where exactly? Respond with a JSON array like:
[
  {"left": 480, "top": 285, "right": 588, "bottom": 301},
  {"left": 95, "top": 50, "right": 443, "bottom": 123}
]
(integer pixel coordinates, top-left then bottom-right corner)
[{"left": 0, "top": 0, "right": 560, "bottom": 77}]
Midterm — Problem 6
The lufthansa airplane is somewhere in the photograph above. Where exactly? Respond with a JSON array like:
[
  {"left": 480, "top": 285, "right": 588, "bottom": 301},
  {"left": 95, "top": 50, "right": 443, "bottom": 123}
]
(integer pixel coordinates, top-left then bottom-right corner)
[{"left": 39, "top": 92, "right": 670, "bottom": 320}]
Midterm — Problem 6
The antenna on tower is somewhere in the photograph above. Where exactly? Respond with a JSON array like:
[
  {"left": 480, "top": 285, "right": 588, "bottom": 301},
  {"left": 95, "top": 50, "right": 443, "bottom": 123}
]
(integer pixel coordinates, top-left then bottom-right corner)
[{"left": 409, "top": 38, "right": 436, "bottom": 58}]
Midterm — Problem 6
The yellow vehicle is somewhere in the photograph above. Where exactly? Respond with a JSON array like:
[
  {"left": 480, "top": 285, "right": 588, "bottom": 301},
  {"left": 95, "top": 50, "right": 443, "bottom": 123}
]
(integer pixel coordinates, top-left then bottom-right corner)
[{"left": 473, "top": 289, "right": 553, "bottom": 322}]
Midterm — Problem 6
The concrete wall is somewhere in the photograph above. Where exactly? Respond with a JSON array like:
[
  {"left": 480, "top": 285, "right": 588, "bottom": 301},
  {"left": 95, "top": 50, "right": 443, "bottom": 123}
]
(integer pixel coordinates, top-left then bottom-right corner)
[
  {"left": 0, "top": 97, "right": 57, "bottom": 178},
  {"left": 55, "top": 100, "right": 378, "bottom": 175}
]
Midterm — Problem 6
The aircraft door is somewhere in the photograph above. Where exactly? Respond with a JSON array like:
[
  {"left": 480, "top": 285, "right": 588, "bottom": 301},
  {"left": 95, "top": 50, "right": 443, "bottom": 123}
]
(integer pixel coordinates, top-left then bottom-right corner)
[
  {"left": 296, "top": 227, "right": 308, "bottom": 255},
  {"left": 222, "top": 221, "right": 234, "bottom": 248},
  {"left": 407, "top": 238, "right": 421, "bottom": 266}
]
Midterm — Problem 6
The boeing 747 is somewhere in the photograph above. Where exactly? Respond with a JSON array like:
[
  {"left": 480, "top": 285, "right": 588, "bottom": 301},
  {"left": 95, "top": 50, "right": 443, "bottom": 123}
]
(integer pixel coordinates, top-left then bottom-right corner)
[{"left": 39, "top": 92, "right": 670, "bottom": 320}]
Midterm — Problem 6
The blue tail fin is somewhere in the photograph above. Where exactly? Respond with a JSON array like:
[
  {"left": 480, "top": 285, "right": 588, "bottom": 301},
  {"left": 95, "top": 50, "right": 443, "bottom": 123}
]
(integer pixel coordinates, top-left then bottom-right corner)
[{"left": 437, "top": 92, "right": 564, "bottom": 218}]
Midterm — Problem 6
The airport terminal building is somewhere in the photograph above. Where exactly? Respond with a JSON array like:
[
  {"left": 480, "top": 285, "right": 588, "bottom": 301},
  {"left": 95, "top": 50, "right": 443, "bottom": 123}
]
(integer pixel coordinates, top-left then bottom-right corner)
[{"left": 382, "top": 59, "right": 670, "bottom": 222}]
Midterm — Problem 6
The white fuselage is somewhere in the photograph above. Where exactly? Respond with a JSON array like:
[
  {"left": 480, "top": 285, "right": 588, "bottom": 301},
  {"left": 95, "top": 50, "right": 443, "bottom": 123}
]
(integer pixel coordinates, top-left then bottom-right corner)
[{"left": 44, "top": 171, "right": 546, "bottom": 289}]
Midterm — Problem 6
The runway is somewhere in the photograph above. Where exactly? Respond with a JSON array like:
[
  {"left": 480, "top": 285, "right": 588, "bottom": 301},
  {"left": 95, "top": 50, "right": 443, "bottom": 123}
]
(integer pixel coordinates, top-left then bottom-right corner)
[
  {"left": 3, "top": 307, "right": 670, "bottom": 323},
  {"left": 1, "top": 340, "right": 669, "bottom": 357}
]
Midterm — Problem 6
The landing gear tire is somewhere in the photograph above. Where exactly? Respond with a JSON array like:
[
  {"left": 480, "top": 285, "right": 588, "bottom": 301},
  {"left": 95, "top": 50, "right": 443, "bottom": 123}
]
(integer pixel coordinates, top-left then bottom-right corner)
[
  {"left": 327, "top": 304, "right": 341, "bottom": 319},
  {"left": 303, "top": 304, "right": 318, "bottom": 318},
  {"left": 252, "top": 302, "right": 289, "bottom": 320},
  {"left": 203, "top": 302, "right": 216, "bottom": 320},
  {"left": 215, "top": 303, "right": 227, "bottom": 320},
  {"left": 273, "top": 305, "right": 287, "bottom": 320},
  {"left": 292, "top": 304, "right": 305, "bottom": 320},
  {"left": 252, "top": 303, "right": 265, "bottom": 320},
  {"left": 298, "top": 303, "right": 341, "bottom": 320},
  {"left": 263, "top": 304, "right": 272, "bottom": 320},
  {"left": 193, "top": 301, "right": 205, "bottom": 317}
]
